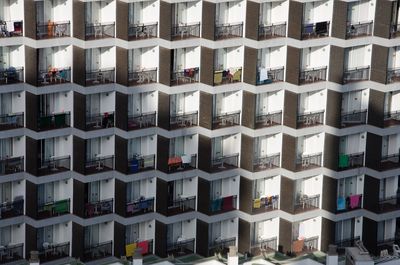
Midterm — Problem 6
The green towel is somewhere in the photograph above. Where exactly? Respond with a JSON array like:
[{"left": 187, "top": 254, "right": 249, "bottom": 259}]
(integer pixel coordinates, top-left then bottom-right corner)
[
  {"left": 54, "top": 199, "right": 69, "bottom": 214},
  {"left": 338, "top": 154, "right": 349, "bottom": 168},
  {"left": 40, "top": 116, "right": 52, "bottom": 128},
  {"left": 54, "top": 113, "right": 66, "bottom": 127}
]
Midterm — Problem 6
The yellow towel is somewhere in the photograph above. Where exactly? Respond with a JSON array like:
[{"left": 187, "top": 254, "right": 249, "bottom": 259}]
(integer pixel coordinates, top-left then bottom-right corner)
[
  {"left": 125, "top": 242, "right": 137, "bottom": 257},
  {"left": 253, "top": 198, "right": 261, "bottom": 208}
]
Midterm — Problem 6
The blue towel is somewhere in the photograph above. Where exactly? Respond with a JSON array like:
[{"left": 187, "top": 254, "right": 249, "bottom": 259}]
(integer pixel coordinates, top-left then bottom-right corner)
[
  {"left": 337, "top": 197, "right": 346, "bottom": 210},
  {"left": 211, "top": 198, "right": 222, "bottom": 212}
]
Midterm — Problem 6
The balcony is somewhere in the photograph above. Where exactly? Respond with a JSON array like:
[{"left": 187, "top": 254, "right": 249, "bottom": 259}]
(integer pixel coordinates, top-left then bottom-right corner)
[
  {"left": 127, "top": 154, "right": 155, "bottom": 174},
  {"left": 170, "top": 68, "right": 199, "bottom": 86},
  {"left": 85, "top": 112, "right": 114, "bottom": 131},
  {"left": 297, "top": 111, "right": 324, "bottom": 128},
  {"left": 208, "top": 237, "right": 236, "bottom": 256},
  {"left": 378, "top": 195, "right": 400, "bottom": 213},
  {"left": 384, "top": 111, "right": 400, "bottom": 127},
  {"left": 168, "top": 154, "right": 197, "bottom": 173},
  {"left": 212, "top": 111, "right": 240, "bottom": 129},
  {"left": 252, "top": 195, "right": 279, "bottom": 214},
  {"left": 343, "top": 67, "right": 370, "bottom": 83},
  {"left": 37, "top": 67, "right": 71, "bottom": 86},
  {"left": 209, "top": 195, "right": 237, "bottom": 215},
  {"left": 256, "top": 67, "right": 284, "bottom": 85},
  {"left": 125, "top": 239, "right": 153, "bottom": 256},
  {"left": 390, "top": 24, "right": 400, "bottom": 39},
  {"left": 172, "top": 22, "right": 200, "bottom": 40},
  {"left": 301, "top": 21, "right": 329, "bottom": 39},
  {"left": 128, "top": 68, "right": 157, "bottom": 86},
  {"left": 126, "top": 198, "right": 154, "bottom": 217},
  {"left": 255, "top": 111, "right": 282, "bottom": 129},
  {"left": 336, "top": 194, "right": 362, "bottom": 213},
  {"left": 84, "top": 155, "right": 114, "bottom": 175},
  {"left": 36, "top": 21, "right": 70, "bottom": 39},
  {"left": 128, "top": 23, "right": 158, "bottom": 40},
  {"left": 0, "top": 21, "right": 23, "bottom": 37},
  {"left": 0, "top": 199, "right": 23, "bottom": 219},
  {"left": 346, "top": 21, "right": 373, "bottom": 39},
  {"left": 127, "top": 112, "right": 156, "bottom": 130},
  {"left": 253, "top": 153, "right": 280, "bottom": 172},
  {"left": 215, "top": 22, "right": 243, "bottom": 40},
  {"left": 335, "top": 236, "right": 360, "bottom": 249},
  {"left": 0, "top": 67, "right": 24, "bottom": 85},
  {"left": 251, "top": 237, "right": 278, "bottom": 256},
  {"left": 37, "top": 199, "right": 70, "bottom": 219},
  {"left": 38, "top": 242, "right": 70, "bottom": 263},
  {"left": 338, "top": 152, "right": 364, "bottom": 170},
  {"left": 292, "top": 236, "right": 319, "bottom": 254},
  {"left": 294, "top": 194, "right": 320, "bottom": 214},
  {"left": 85, "top": 68, "right": 115, "bottom": 86},
  {"left": 37, "top": 112, "right": 71, "bottom": 131},
  {"left": 379, "top": 154, "right": 400, "bottom": 171},
  {"left": 386, "top": 68, "right": 400, "bottom": 84},
  {"left": 377, "top": 236, "right": 400, "bottom": 248},
  {"left": 37, "top": 155, "right": 71, "bottom": 176},
  {"left": 82, "top": 241, "right": 112, "bottom": 262},
  {"left": 214, "top": 68, "right": 242, "bottom": 86},
  {"left": 295, "top": 153, "right": 322, "bottom": 171},
  {"left": 170, "top": 111, "right": 198, "bottom": 130},
  {"left": 167, "top": 196, "right": 196, "bottom": 216},
  {"left": 0, "top": 157, "right": 24, "bottom": 175},
  {"left": 258, "top": 23, "right": 286, "bottom": 40},
  {"left": 85, "top": 198, "right": 113, "bottom": 218},
  {"left": 167, "top": 238, "right": 195, "bottom": 257},
  {"left": 211, "top": 154, "right": 239, "bottom": 172},
  {"left": 299, "top": 67, "right": 327, "bottom": 85},
  {"left": 0, "top": 113, "right": 24, "bottom": 130},
  {"left": 85, "top": 22, "right": 115, "bottom": 40},
  {"left": 0, "top": 243, "right": 23, "bottom": 264},
  {"left": 341, "top": 110, "right": 367, "bottom": 127}
]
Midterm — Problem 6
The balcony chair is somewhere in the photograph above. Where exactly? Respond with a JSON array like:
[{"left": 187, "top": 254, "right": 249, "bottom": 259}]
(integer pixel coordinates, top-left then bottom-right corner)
[
  {"left": 214, "top": 71, "right": 223, "bottom": 85},
  {"left": 231, "top": 69, "right": 241, "bottom": 82}
]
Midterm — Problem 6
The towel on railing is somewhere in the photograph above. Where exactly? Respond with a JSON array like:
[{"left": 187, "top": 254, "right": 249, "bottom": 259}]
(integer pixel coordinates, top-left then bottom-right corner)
[
  {"left": 211, "top": 198, "right": 222, "bottom": 212},
  {"left": 222, "top": 196, "right": 234, "bottom": 210},
  {"left": 125, "top": 242, "right": 137, "bottom": 257},
  {"left": 316, "top": 22, "right": 328, "bottom": 34},
  {"left": 253, "top": 198, "right": 261, "bottom": 208},
  {"left": 129, "top": 159, "right": 139, "bottom": 173},
  {"left": 337, "top": 196, "right": 346, "bottom": 210},
  {"left": 349, "top": 194, "right": 361, "bottom": 209},
  {"left": 339, "top": 154, "right": 349, "bottom": 168},
  {"left": 6, "top": 21, "right": 14, "bottom": 32},
  {"left": 139, "top": 199, "right": 150, "bottom": 210},
  {"left": 137, "top": 240, "right": 149, "bottom": 254},
  {"left": 259, "top": 68, "right": 268, "bottom": 82}
]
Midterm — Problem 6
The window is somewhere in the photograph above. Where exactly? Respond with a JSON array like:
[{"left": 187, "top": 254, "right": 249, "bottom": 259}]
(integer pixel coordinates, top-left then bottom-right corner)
[
  {"left": 167, "top": 222, "right": 182, "bottom": 244},
  {"left": 127, "top": 180, "right": 141, "bottom": 203},
  {"left": 337, "top": 176, "right": 358, "bottom": 198},
  {"left": 0, "top": 182, "right": 11, "bottom": 203},
  {"left": 37, "top": 226, "right": 54, "bottom": 249},
  {"left": 210, "top": 179, "right": 222, "bottom": 200},
  {"left": 0, "top": 226, "right": 11, "bottom": 246},
  {"left": 335, "top": 219, "right": 354, "bottom": 241},
  {"left": 88, "top": 181, "right": 100, "bottom": 203},
  {"left": 126, "top": 223, "right": 139, "bottom": 244},
  {"left": 37, "top": 182, "right": 54, "bottom": 205},
  {"left": 84, "top": 224, "right": 100, "bottom": 248}
]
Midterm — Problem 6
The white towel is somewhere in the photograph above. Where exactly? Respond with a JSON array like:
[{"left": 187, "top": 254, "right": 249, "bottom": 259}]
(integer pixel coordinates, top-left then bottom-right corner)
[
  {"left": 259, "top": 67, "right": 269, "bottom": 82},
  {"left": 6, "top": 21, "right": 14, "bottom": 32}
]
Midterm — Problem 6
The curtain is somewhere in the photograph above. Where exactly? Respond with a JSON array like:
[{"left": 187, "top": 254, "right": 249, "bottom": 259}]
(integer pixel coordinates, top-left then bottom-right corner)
[
  {"left": 128, "top": 138, "right": 141, "bottom": 158},
  {"left": 167, "top": 222, "right": 182, "bottom": 244},
  {"left": 210, "top": 179, "right": 222, "bottom": 199},
  {"left": 209, "top": 222, "right": 222, "bottom": 244},
  {"left": 88, "top": 181, "right": 100, "bottom": 203},
  {"left": 37, "top": 182, "right": 54, "bottom": 205},
  {"left": 0, "top": 138, "right": 12, "bottom": 158},
  {"left": 212, "top": 137, "right": 223, "bottom": 159},
  {"left": 0, "top": 226, "right": 11, "bottom": 246},
  {"left": 0, "top": 182, "right": 11, "bottom": 203},
  {"left": 84, "top": 224, "right": 99, "bottom": 248},
  {"left": 127, "top": 181, "right": 140, "bottom": 202},
  {"left": 37, "top": 226, "right": 54, "bottom": 248},
  {"left": 126, "top": 224, "right": 139, "bottom": 244},
  {"left": 86, "top": 138, "right": 100, "bottom": 160},
  {"left": 0, "top": 93, "right": 12, "bottom": 115}
]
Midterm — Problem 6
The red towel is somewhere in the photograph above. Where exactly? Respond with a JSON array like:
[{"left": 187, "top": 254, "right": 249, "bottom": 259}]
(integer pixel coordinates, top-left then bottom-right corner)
[
  {"left": 222, "top": 196, "right": 234, "bottom": 210},
  {"left": 137, "top": 240, "right": 149, "bottom": 255}
]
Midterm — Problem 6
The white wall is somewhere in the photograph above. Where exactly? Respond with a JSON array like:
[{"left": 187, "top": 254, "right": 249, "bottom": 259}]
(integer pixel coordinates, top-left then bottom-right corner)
[
  {"left": 100, "top": 0, "right": 115, "bottom": 23},
  {"left": 100, "top": 92, "right": 115, "bottom": 113},
  {"left": 221, "top": 176, "right": 239, "bottom": 197},
  {"left": 13, "top": 136, "right": 24, "bottom": 157},
  {"left": 301, "top": 46, "right": 330, "bottom": 69},
  {"left": 9, "top": 45, "right": 24, "bottom": 67},
  {"left": 185, "top": 1, "right": 202, "bottom": 24},
  {"left": 347, "top": 0, "right": 375, "bottom": 23},
  {"left": 260, "top": 1, "right": 288, "bottom": 25},
  {"left": 216, "top": 91, "right": 242, "bottom": 114},
  {"left": 222, "top": 134, "right": 240, "bottom": 155},
  {"left": 301, "top": 175, "right": 323, "bottom": 198},
  {"left": 226, "top": 46, "right": 243, "bottom": 68},
  {"left": 258, "top": 46, "right": 286, "bottom": 69},
  {"left": 303, "top": 0, "right": 332, "bottom": 24},
  {"left": 54, "top": 136, "right": 72, "bottom": 158},
  {"left": 221, "top": 218, "right": 238, "bottom": 239},
  {"left": 100, "top": 47, "right": 115, "bottom": 69},
  {"left": 298, "top": 217, "right": 321, "bottom": 246},
  {"left": 298, "top": 90, "right": 326, "bottom": 113},
  {"left": 344, "top": 45, "right": 372, "bottom": 69},
  {"left": 183, "top": 91, "right": 199, "bottom": 113},
  {"left": 11, "top": 91, "right": 24, "bottom": 113},
  {"left": 100, "top": 135, "right": 115, "bottom": 156},
  {"left": 54, "top": 179, "right": 73, "bottom": 201},
  {"left": 298, "top": 133, "right": 324, "bottom": 155},
  {"left": 182, "top": 219, "right": 196, "bottom": 239},
  {"left": 11, "top": 180, "right": 24, "bottom": 200},
  {"left": 182, "top": 177, "right": 197, "bottom": 198},
  {"left": 99, "top": 221, "right": 114, "bottom": 244},
  {"left": 138, "top": 220, "right": 155, "bottom": 241},
  {"left": 100, "top": 178, "right": 114, "bottom": 201},
  {"left": 257, "top": 217, "right": 279, "bottom": 241},
  {"left": 175, "top": 47, "right": 200, "bottom": 70},
  {"left": 53, "top": 222, "right": 71, "bottom": 244},
  {"left": 11, "top": 223, "right": 24, "bottom": 245},
  {"left": 139, "top": 177, "right": 156, "bottom": 198},
  {"left": 184, "top": 134, "right": 198, "bottom": 155},
  {"left": 52, "top": 0, "right": 71, "bottom": 22},
  {"left": 8, "top": 0, "right": 24, "bottom": 21}
]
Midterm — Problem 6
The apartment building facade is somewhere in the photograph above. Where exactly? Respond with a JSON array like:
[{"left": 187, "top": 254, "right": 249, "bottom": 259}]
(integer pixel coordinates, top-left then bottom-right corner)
[{"left": 0, "top": 0, "right": 399, "bottom": 263}]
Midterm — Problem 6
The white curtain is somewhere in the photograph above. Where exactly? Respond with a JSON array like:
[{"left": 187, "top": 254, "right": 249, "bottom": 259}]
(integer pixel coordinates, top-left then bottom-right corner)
[
  {"left": 127, "top": 181, "right": 140, "bottom": 202},
  {"left": 84, "top": 224, "right": 99, "bottom": 248}
]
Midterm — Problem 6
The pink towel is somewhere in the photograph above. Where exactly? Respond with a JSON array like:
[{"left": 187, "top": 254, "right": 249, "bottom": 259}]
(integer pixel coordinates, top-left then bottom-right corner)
[
  {"left": 222, "top": 196, "right": 234, "bottom": 210},
  {"left": 127, "top": 204, "right": 134, "bottom": 213},
  {"left": 349, "top": 194, "right": 361, "bottom": 209},
  {"left": 137, "top": 240, "right": 149, "bottom": 254}
]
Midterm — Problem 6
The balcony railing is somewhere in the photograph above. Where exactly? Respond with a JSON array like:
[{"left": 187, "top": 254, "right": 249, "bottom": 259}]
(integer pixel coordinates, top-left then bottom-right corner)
[
  {"left": 82, "top": 241, "right": 112, "bottom": 262},
  {"left": 378, "top": 194, "right": 400, "bottom": 213},
  {"left": 258, "top": 23, "right": 286, "bottom": 40},
  {"left": 128, "top": 23, "right": 158, "bottom": 40},
  {"left": 380, "top": 153, "right": 400, "bottom": 171},
  {"left": 128, "top": 111, "right": 156, "bottom": 130},
  {"left": 0, "top": 243, "right": 23, "bottom": 264},
  {"left": 384, "top": 110, "right": 400, "bottom": 127},
  {"left": 299, "top": 67, "right": 327, "bottom": 85},
  {"left": 209, "top": 195, "right": 237, "bottom": 214},
  {"left": 37, "top": 112, "right": 71, "bottom": 131},
  {"left": 84, "top": 155, "right": 114, "bottom": 175},
  {"left": 171, "top": 68, "right": 199, "bottom": 86},
  {"left": 341, "top": 110, "right": 367, "bottom": 127},
  {"left": 212, "top": 111, "right": 240, "bottom": 129},
  {"left": 0, "top": 20, "right": 23, "bottom": 37},
  {"left": 377, "top": 236, "right": 400, "bottom": 247},
  {"left": 85, "top": 112, "right": 114, "bottom": 131},
  {"left": 38, "top": 242, "right": 70, "bottom": 263},
  {"left": 127, "top": 154, "right": 155, "bottom": 174},
  {"left": 125, "top": 239, "right": 153, "bottom": 256},
  {"left": 294, "top": 194, "right": 320, "bottom": 213},
  {"left": 126, "top": 197, "right": 154, "bottom": 217},
  {"left": 167, "top": 196, "right": 196, "bottom": 216},
  {"left": 168, "top": 154, "right": 197, "bottom": 173},
  {"left": 208, "top": 237, "right": 236, "bottom": 256},
  {"left": 36, "top": 21, "right": 70, "bottom": 39},
  {"left": 335, "top": 236, "right": 360, "bottom": 249},
  {"left": 172, "top": 22, "right": 200, "bottom": 40},
  {"left": 343, "top": 67, "right": 370, "bottom": 83},
  {"left": 386, "top": 67, "right": 400, "bottom": 84},
  {"left": 85, "top": 68, "right": 115, "bottom": 86},
  {"left": 0, "top": 199, "right": 23, "bottom": 219},
  {"left": 256, "top": 67, "right": 284, "bottom": 85},
  {"left": 390, "top": 24, "right": 400, "bottom": 39},
  {"left": 0, "top": 113, "right": 24, "bottom": 130},
  {"left": 252, "top": 195, "right": 279, "bottom": 214},
  {"left": 0, "top": 67, "right": 24, "bottom": 85},
  {"left": 211, "top": 153, "right": 239, "bottom": 172},
  {"left": 85, "top": 22, "right": 115, "bottom": 40},
  {"left": 37, "top": 67, "right": 71, "bottom": 86},
  {"left": 255, "top": 111, "right": 282, "bottom": 128},
  {"left": 251, "top": 237, "right": 278, "bottom": 256},
  {"left": 292, "top": 236, "right": 319, "bottom": 254},
  {"left": 338, "top": 152, "right": 364, "bottom": 170},
  {"left": 170, "top": 111, "right": 198, "bottom": 130},
  {"left": 297, "top": 111, "right": 324, "bottom": 128},
  {"left": 301, "top": 21, "right": 330, "bottom": 39},
  {"left": 336, "top": 194, "right": 362, "bottom": 212},
  {"left": 0, "top": 156, "right": 24, "bottom": 175},
  {"left": 167, "top": 238, "right": 195, "bottom": 257},
  {"left": 346, "top": 21, "right": 373, "bottom": 39},
  {"left": 38, "top": 155, "right": 71, "bottom": 176},
  {"left": 85, "top": 198, "right": 113, "bottom": 218},
  {"left": 214, "top": 68, "right": 242, "bottom": 86},
  {"left": 37, "top": 199, "right": 70, "bottom": 219},
  {"left": 215, "top": 22, "right": 243, "bottom": 40},
  {"left": 253, "top": 153, "right": 280, "bottom": 172},
  {"left": 129, "top": 68, "right": 157, "bottom": 86},
  {"left": 295, "top": 153, "right": 322, "bottom": 171}
]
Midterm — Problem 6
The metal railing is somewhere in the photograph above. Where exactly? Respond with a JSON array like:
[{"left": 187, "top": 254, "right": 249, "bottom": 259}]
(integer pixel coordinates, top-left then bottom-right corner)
[
  {"left": 85, "top": 112, "right": 114, "bottom": 130},
  {"left": 38, "top": 155, "right": 71, "bottom": 176},
  {"left": 172, "top": 22, "right": 200, "bottom": 39},
  {"left": 215, "top": 22, "right": 243, "bottom": 39},
  {"left": 208, "top": 237, "right": 236, "bottom": 256},
  {"left": 0, "top": 243, "right": 23, "bottom": 264},
  {"left": 296, "top": 153, "right": 322, "bottom": 171},
  {"left": 346, "top": 21, "right": 373, "bottom": 39},
  {"left": 167, "top": 238, "right": 195, "bottom": 256},
  {"left": 0, "top": 67, "right": 24, "bottom": 85},
  {"left": 85, "top": 22, "right": 115, "bottom": 39},
  {"left": 258, "top": 23, "right": 286, "bottom": 40},
  {"left": 85, "top": 198, "right": 113, "bottom": 218},
  {"left": 170, "top": 111, "right": 198, "bottom": 129},
  {"left": 211, "top": 153, "right": 239, "bottom": 171},
  {"left": 37, "top": 67, "right": 71, "bottom": 86},
  {"left": 171, "top": 68, "right": 199, "bottom": 86},
  {"left": 128, "top": 23, "right": 158, "bottom": 40},
  {"left": 256, "top": 67, "right": 284, "bottom": 85},
  {"left": 343, "top": 67, "right": 370, "bottom": 83},
  {"left": 251, "top": 237, "right": 278, "bottom": 254},
  {"left": 341, "top": 110, "right": 367, "bottom": 127},
  {"left": 0, "top": 112, "right": 24, "bottom": 130},
  {"left": 85, "top": 68, "right": 115, "bottom": 86},
  {"left": 297, "top": 110, "right": 324, "bottom": 128},
  {"left": 129, "top": 68, "right": 157, "bottom": 86},
  {"left": 378, "top": 194, "right": 400, "bottom": 213},
  {"left": 127, "top": 111, "right": 156, "bottom": 130},
  {"left": 301, "top": 21, "right": 330, "bottom": 39},
  {"left": 213, "top": 67, "right": 242, "bottom": 85},
  {"left": 380, "top": 153, "right": 400, "bottom": 170},
  {"left": 82, "top": 241, "right": 112, "bottom": 262},
  {"left": 84, "top": 155, "right": 114, "bottom": 175},
  {"left": 252, "top": 195, "right": 279, "bottom": 213},
  {"left": 126, "top": 197, "right": 154, "bottom": 217},
  {"left": 167, "top": 196, "right": 196, "bottom": 216},
  {"left": 37, "top": 198, "right": 70, "bottom": 218},
  {"left": 37, "top": 112, "right": 71, "bottom": 131},
  {"left": 0, "top": 199, "right": 24, "bottom": 219},
  {"left": 168, "top": 154, "right": 197, "bottom": 173},
  {"left": 387, "top": 67, "right": 400, "bottom": 84},
  {"left": 38, "top": 242, "right": 70, "bottom": 263},
  {"left": 338, "top": 152, "right": 364, "bottom": 170},
  {"left": 384, "top": 110, "right": 400, "bottom": 121},
  {"left": 209, "top": 195, "right": 237, "bottom": 214},
  {"left": 299, "top": 67, "right": 327, "bottom": 84},
  {"left": 303, "top": 236, "right": 319, "bottom": 252},
  {"left": 128, "top": 154, "right": 155, "bottom": 173},
  {"left": 390, "top": 24, "right": 400, "bottom": 39},
  {"left": 0, "top": 20, "right": 23, "bottom": 37},
  {"left": 36, "top": 21, "right": 70, "bottom": 39},
  {"left": 253, "top": 153, "right": 280, "bottom": 171},
  {"left": 255, "top": 110, "right": 282, "bottom": 128},
  {"left": 0, "top": 156, "right": 24, "bottom": 175},
  {"left": 335, "top": 236, "right": 360, "bottom": 249},
  {"left": 294, "top": 194, "right": 320, "bottom": 213},
  {"left": 212, "top": 111, "right": 240, "bottom": 129}
]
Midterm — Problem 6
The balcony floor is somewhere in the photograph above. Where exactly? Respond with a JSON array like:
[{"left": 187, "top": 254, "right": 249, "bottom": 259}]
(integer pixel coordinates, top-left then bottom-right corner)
[
  {"left": 84, "top": 165, "right": 113, "bottom": 175},
  {"left": 38, "top": 165, "right": 70, "bottom": 176},
  {"left": 210, "top": 164, "right": 238, "bottom": 173},
  {"left": 0, "top": 124, "right": 23, "bottom": 131},
  {"left": 384, "top": 119, "right": 400, "bottom": 127},
  {"left": 37, "top": 78, "right": 70, "bottom": 87},
  {"left": 85, "top": 79, "right": 114, "bottom": 87}
]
